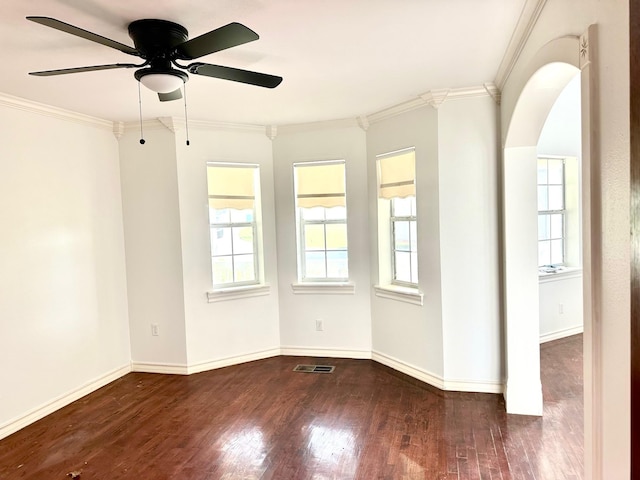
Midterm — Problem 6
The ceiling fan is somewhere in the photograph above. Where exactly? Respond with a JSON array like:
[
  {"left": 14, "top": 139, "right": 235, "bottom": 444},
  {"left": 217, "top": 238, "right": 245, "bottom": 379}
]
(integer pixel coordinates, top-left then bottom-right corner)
[{"left": 26, "top": 16, "right": 283, "bottom": 102}]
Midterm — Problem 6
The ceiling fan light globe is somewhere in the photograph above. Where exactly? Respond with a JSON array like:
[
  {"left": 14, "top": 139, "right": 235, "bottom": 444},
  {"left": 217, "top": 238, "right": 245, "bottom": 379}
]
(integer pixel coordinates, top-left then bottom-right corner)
[{"left": 139, "top": 73, "right": 184, "bottom": 93}]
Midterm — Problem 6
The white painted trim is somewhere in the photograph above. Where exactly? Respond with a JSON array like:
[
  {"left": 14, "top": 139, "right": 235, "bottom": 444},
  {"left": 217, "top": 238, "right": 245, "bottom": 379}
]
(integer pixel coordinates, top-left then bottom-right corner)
[
  {"left": 276, "top": 117, "right": 361, "bottom": 134},
  {"left": 372, "top": 351, "right": 503, "bottom": 394},
  {"left": 121, "top": 118, "right": 266, "bottom": 135},
  {"left": 0, "top": 92, "right": 113, "bottom": 131},
  {"left": 539, "top": 268, "right": 583, "bottom": 283},
  {"left": 130, "top": 362, "right": 189, "bottom": 375},
  {"left": 494, "top": 0, "right": 549, "bottom": 89},
  {"left": 373, "top": 284, "right": 424, "bottom": 306},
  {"left": 280, "top": 347, "right": 371, "bottom": 359},
  {"left": 540, "top": 325, "right": 584, "bottom": 344},
  {"left": 187, "top": 348, "right": 281, "bottom": 375},
  {"left": 0, "top": 365, "right": 130, "bottom": 441},
  {"left": 291, "top": 282, "right": 355, "bottom": 295},
  {"left": 367, "top": 84, "right": 501, "bottom": 124},
  {"left": 207, "top": 283, "right": 271, "bottom": 302}
]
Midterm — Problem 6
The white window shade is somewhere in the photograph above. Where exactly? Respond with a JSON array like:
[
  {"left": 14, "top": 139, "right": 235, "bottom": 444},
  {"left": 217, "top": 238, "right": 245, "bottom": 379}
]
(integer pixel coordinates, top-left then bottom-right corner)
[
  {"left": 377, "top": 149, "right": 416, "bottom": 199},
  {"left": 207, "top": 165, "right": 256, "bottom": 210},
  {"left": 295, "top": 162, "right": 346, "bottom": 208}
]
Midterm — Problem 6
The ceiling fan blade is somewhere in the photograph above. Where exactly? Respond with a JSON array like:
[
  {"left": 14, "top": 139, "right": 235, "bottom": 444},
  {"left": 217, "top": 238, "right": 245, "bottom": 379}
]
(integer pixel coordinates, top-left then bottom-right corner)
[
  {"left": 176, "top": 22, "right": 259, "bottom": 60},
  {"left": 29, "top": 63, "right": 140, "bottom": 76},
  {"left": 27, "top": 16, "right": 139, "bottom": 56},
  {"left": 158, "top": 89, "right": 183, "bottom": 102},
  {"left": 189, "top": 63, "right": 282, "bottom": 89}
]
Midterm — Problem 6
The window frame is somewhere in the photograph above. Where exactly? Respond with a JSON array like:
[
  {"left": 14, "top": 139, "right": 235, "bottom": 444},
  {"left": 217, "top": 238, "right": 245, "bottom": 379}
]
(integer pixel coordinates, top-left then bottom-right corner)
[
  {"left": 207, "top": 162, "right": 261, "bottom": 289},
  {"left": 293, "top": 160, "right": 349, "bottom": 283},
  {"left": 537, "top": 156, "right": 566, "bottom": 268},
  {"left": 390, "top": 196, "right": 418, "bottom": 287}
]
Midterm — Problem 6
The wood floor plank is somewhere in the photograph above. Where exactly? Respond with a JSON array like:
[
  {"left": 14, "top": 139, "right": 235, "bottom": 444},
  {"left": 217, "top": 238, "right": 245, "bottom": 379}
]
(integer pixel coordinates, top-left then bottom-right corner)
[{"left": 0, "top": 336, "right": 583, "bottom": 479}]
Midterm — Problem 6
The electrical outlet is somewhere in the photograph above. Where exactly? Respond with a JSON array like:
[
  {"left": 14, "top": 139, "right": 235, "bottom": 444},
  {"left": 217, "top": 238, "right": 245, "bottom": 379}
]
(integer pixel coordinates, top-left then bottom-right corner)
[
  {"left": 315, "top": 319, "right": 323, "bottom": 331},
  {"left": 151, "top": 323, "right": 159, "bottom": 336}
]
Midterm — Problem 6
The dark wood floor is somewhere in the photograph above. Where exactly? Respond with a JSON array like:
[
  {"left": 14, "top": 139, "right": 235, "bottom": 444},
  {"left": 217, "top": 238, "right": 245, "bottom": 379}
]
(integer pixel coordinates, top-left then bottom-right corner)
[{"left": 0, "top": 335, "right": 583, "bottom": 479}]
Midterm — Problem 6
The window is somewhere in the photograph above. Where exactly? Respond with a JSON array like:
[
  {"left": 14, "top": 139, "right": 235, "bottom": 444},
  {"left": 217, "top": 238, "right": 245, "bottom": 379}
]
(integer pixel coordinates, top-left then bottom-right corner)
[
  {"left": 207, "top": 163, "right": 260, "bottom": 287},
  {"left": 391, "top": 196, "right": 418, "bottom": 285},
  {"left": 537, "top": 157, "right": 565, "bottom": 268},
  {"left": 294, "top": 161, "right": 348, "bottom": 282},
  {"left": 377, "top": 148, "right": 418, "bottom": 288}
]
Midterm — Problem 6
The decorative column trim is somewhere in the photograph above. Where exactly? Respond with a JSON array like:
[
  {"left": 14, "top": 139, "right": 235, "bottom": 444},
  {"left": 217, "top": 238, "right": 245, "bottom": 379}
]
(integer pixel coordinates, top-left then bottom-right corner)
[
  {"left": 420, "top": 89, "right": 450, "bottom": 109},
  {"left": 356, "top": 115, "right": 369, "bottom": 131},
  {"left": 266, "top": 125, "right": 278, "bottom": 140},
  {"left": 113, "top": 121, "right": 125, "bottom": 139},
  {"left": 158, "top": 116, "right": 177, "bottom": 133}
]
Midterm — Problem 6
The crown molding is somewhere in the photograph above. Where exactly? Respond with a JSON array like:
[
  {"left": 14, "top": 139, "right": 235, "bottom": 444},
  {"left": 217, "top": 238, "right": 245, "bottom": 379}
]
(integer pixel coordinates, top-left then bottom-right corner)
[
  {"left": 494, "top": 0, "right": 548, "bottom": 90},
  {"left": 0, "top": 92, "right": 113, "bottom": 131},
  {"left": 275, "top": 117, "right": 362, "bottom": 135},
  {"left": 121, "top": 117, "right": 266, "bottom": 135},
  {"left": 367, "top": 83, "right": 501, "bottom": 124}
]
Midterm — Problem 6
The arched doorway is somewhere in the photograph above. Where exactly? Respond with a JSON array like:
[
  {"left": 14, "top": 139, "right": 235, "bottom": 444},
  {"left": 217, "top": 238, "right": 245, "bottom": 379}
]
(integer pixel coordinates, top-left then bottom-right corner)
[{"left": 502, "top": 60, "right": 580, "bottom": 416}]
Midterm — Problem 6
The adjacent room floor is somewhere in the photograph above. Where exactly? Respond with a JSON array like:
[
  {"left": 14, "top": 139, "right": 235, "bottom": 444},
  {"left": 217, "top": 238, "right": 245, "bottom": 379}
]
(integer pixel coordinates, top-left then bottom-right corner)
[{"left": 0, "top": 335, "right": 583, "bottom": 479}]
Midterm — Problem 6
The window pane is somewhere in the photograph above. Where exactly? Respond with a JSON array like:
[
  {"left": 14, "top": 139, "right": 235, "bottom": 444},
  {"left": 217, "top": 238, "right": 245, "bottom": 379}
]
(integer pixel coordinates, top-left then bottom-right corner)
[
  {"left": 301, "top": 207, "right": 325, "bottom": 221},
  {"left": 538, "top": 214, "right": 550, "bottom": 241},
  {"left": 550, "top": 214, "right": 564, "bottom": 239},
  {"left": 392, "top": 197, "right": 413, "bottom": 217},
  {"left": 394, "top": 251, "right": 411, "bottom": 283},
  {"left": 537, "top": 186, "right": 548, "bottom": 211},
  {"left": 394, "top": 221, "right": 411, "bottom": 251},
  {"left": 234, "top": 254, "right": 256, "bottom": 282},
  {"left": 409, "top": 220, "right": 417, "bottom": 252},
  {"left": 212, "top": 256, "right": 233, "bottom": 285},
  {"left": 230, "top": 208, "right": 254, "bottom": 223},
  {"left": 209, "top": 205, "right": 230, "bottom": 224},
  {"left": 548, "top": 159, "right": 564, "bottom": 184},
  {"left": 327, "top": 251, "right": 348, "bottom": 278},
  {"left": 548, "top": 185, "right": 564, "bottom": 210},
  {"left": 232, "top": 226, "right": 254, "bottom": 254},
  {"left": 305, "top": 251, "right": 326, "bottom": 278},
  {"left": 538, "top": 240, "right": 551, "bottom": 267},
  {"left": 325, "top": 206, "right": 346, "bottom": 220},
  {"left": 410, "top": 252, "right": 418, "bottom": 284},
  {"left": 537, "top": 159, "right": 548, "bottom": 185},
  {"left": 211, "top": 227, "right": 232, "bottom": 256},
  {"left": 304, "top": 224, "right": 326, "bottom": 250},
  {"left": 550, "top": 239, "right": 564, "bottom": 264},
  {"left": 325, "top": 223, "right": 347, "bottom": 250}
]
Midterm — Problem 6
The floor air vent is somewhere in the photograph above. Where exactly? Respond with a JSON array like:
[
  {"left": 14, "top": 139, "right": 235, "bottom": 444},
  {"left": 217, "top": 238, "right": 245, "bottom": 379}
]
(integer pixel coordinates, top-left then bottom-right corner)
[{"left": 293, "top": 364, "right": 335, "bottom": 374}]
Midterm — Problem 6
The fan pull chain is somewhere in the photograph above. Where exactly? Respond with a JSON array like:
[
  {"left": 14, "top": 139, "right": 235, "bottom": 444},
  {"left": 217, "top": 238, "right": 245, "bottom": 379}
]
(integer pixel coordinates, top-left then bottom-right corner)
[
  {"left": 183, "top": 82, "right": 190, "bottom": 146},
  {"left": 138, "top": 82, "right": 146, "bottom": 145}
]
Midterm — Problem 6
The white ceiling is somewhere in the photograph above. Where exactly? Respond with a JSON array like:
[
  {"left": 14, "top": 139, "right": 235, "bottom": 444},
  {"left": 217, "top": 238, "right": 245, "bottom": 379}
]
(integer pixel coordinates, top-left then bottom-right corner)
[{"left": 0, "top": 0, "right": 525, "bottom": 126}]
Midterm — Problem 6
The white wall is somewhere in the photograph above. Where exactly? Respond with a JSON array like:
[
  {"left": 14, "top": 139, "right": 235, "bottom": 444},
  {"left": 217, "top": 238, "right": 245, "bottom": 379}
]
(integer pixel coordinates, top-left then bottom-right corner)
[
  {"left": 501, "top": 0, "right": 630, "bottom": 475},
  {"left": 273, "top": 124, "right": 372, "bottom": 355},
  {"left": 367, "top": 107, "right": 444, "bottom": 378},
  {"left": 437, "top": 96, "right": 502, "bottom": 388},
  {"left": 119, "top": 125, "right": 188, "bottom": 369},
  {"left": 175, "top": 126, "right": 281, "bottom": 367},
  {"left": 0, "top": 99, "right": 130, "bottom": 437},
  {"left": 539, "top": 273, "right": 583, "bottom": 342}
]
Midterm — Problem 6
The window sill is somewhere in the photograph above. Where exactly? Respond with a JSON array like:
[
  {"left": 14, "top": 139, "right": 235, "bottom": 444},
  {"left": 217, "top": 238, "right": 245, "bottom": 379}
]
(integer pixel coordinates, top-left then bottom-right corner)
[
  {"left": 291, "top": 282, "right": 355, "bottom": 295},
  {"left": 207, "top": 283, "right": 270, "bottom": 303},
  {"left": 538, "top": 267, "right": 582, "bottom": 284},
  {"left": 373, "top": 284, "right": 424, "bottom": 306}
]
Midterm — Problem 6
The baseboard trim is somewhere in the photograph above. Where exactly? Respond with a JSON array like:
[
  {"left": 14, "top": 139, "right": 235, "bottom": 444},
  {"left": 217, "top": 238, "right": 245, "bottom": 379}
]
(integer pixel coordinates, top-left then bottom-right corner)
[
  {"left": 280, "top": 346, "right": 372, "bottom": 359},
  {"left": 130, "top": 362, "right": 189, "bottom": 375},
  {"left": 372, "top": 350, "right": 503, "bottom": 394},
  {"left": 187, "top": 348, "right": 281, "bottom": 375},
  {"left": 540, "top": 325, "right": 584, "bottom": 344},
  {"left": 0, "top": 364, "right": 131, "bottom": 441}
]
